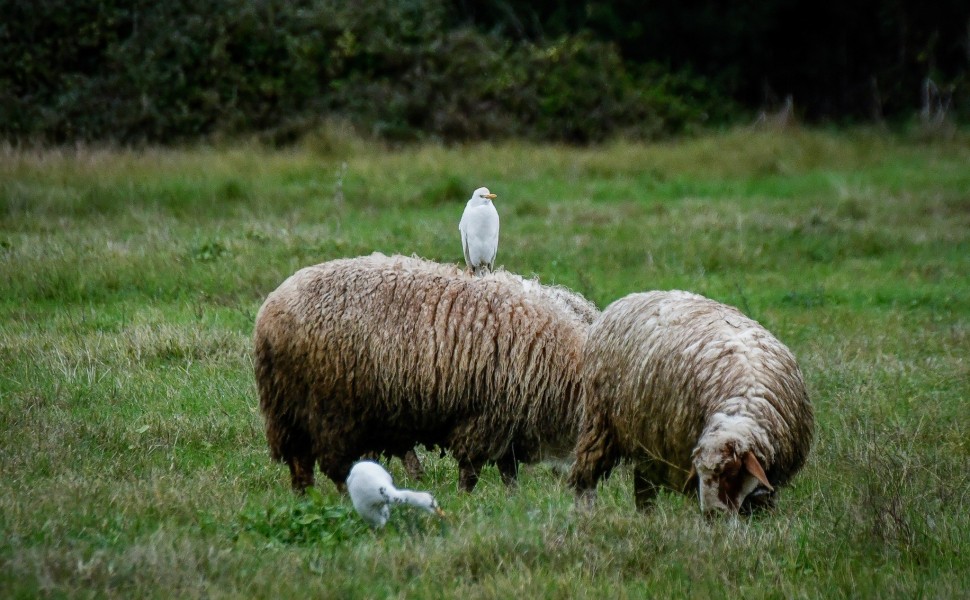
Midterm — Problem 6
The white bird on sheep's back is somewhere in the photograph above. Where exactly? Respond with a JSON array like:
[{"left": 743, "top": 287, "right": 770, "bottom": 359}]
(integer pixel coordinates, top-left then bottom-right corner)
[
  {"left": 346, "top": 460, "right": 446, "bottom": 529},
  {"left": 459, "top": 186, "right": 499, "bottom": 275}
]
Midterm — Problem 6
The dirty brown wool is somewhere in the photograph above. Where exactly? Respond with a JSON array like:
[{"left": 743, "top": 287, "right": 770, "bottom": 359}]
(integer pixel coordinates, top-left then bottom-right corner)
[
  {"left": 569, "top": 290, "right": 814, "bottom": 513},
  {"left": 254, "top": 253, "right": 597, "bottom": 492}
]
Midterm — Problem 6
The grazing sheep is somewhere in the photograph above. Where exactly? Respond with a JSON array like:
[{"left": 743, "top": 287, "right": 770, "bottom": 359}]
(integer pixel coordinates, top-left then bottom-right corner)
[
  {"left": 254, "top": 253, "right": 596, "bottom": 492},
  {"left": 569, "top": 290, "right": 814, "bottom": 515}
]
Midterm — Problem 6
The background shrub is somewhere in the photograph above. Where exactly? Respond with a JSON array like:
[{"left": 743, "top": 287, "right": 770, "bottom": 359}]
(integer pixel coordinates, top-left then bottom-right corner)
[{"left": 0, "top": 0, "right": 965, "bottom": 144}]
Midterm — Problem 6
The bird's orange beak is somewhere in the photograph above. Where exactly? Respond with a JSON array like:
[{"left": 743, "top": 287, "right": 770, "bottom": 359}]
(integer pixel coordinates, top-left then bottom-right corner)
[
  {"left": 435, "top": 507, "right": 447, "bottom": 518},
  {"left": 485, "top": 193, "right": 497, "bottom": 199}
]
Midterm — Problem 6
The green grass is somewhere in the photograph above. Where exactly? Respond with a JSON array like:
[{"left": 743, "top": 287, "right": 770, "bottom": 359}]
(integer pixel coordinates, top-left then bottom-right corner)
[{"left": 1, "top": 128, "right": 968, "bottom": 598}]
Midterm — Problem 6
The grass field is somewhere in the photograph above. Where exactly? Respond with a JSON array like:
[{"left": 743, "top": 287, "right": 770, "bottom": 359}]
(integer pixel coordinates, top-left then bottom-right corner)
[{"left": 1, "top": 128, "right": 968, "bottom": 598}]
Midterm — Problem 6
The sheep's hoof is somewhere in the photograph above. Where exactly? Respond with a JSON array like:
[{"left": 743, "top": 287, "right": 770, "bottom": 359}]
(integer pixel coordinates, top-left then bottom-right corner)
[
  {"left": 575, "top": 489, "right": 597, "bottom": 512},
  {"left": 458, "top": 466, "right": 481, "bottom": 492},
  {"left": 288, "top": 455, "right": 316, "bottom": 492}
]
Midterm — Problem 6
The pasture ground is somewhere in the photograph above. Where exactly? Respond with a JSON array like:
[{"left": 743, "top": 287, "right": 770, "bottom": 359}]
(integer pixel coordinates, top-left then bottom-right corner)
[{"left": 1, "top": 128, "right": 968, "bottom": 598}]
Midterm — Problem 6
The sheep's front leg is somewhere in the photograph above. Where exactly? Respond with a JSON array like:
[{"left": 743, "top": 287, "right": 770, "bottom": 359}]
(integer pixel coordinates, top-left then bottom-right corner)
[
  {"left": 568, "top": 410, "right": 620, "bottom": 508},
  {"left": 457, "top": 457, "right": 484, "bottom": 492},
  {"left": 496, "top": 454, "right": 518, "bottom": 487},
  {"left": 401, "top": 449, "right": 425, "bottom": 481}
]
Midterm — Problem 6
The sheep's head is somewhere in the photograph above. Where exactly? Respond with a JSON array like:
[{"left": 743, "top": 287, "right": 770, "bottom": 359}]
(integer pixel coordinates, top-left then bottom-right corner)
[{"left": 683, "top": 417, "right": 774, "bottom": 515}]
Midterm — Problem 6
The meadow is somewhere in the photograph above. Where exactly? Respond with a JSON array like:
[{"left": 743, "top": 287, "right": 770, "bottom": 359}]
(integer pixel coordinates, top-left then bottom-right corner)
[{"left": 1, "top": 128, "right": 968, "bottom": 598}]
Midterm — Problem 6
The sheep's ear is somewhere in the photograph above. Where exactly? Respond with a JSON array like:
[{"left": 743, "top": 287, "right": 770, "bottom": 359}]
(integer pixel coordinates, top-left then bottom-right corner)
[
  {"left": 742, "top": 451, "right": 774, "bottom": 492},
  {"left": 682, "top": 465, "right": 698, "bottom": 495}
]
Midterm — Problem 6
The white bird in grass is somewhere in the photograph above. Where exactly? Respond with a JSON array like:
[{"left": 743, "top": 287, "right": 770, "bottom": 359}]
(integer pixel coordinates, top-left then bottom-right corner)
[
  {"left": 459, "top": 186, "right": 499, "bottom": 275},
  {"left": 346, "top": 460, "right": 446, "bottom": 529}
]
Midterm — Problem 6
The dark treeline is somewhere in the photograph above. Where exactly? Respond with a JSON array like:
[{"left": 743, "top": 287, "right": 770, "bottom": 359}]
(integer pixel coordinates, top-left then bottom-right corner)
[
  {"left": 1, "top": 0, "right": 967, "bottom": 144},
  {"left": 460, "top": 1, "right": 969, "bottom": 121}
]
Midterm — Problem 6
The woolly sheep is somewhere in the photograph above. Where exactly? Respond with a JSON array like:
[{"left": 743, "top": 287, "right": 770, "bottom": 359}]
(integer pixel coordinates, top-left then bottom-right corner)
[
  {"left": 254, "top": 253, "right": 597, "bottom": 492},
  {"left": 569, "top": 290, "right": 814, "bottom": 515}
]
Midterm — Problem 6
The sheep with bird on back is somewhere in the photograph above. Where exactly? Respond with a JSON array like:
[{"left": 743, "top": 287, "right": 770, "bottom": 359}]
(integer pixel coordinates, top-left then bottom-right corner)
[{"left": 254, "top": 253, "right": 597, "bottom": 493}]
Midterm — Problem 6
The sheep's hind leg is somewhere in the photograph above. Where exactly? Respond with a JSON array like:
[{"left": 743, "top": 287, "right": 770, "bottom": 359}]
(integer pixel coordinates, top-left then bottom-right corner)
[
  {"left": 317, "top": 448, "right": 362, "bottom": 494},
  {"left": 287, "top": 453, "right": 316, "bottom": 493}
]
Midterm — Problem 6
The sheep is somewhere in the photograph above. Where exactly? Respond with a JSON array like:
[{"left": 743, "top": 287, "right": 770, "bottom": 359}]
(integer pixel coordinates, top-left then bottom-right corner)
[
  {"left": 253, "top": 253, "right": 597, "bottom": 493},
  {"left": 569, "top": 290, "right": 814, "bottom": 515}
]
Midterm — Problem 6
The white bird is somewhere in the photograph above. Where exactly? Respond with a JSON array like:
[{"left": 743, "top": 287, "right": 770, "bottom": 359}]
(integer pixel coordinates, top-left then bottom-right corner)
[
  {"left": 346, "top": 460, "right": 446, "bottom": 529},
  {"left": 459, "top": 186, "right": 499, "bottom": 275}
]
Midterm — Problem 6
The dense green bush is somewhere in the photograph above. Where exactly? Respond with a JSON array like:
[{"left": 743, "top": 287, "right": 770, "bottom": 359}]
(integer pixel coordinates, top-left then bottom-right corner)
[
  {"left": 0, "top": 0, "right": 340, "bottom": 142},
  {"left": 9, "top": 0, "right": 965, "bottom": 144},
  {"left": 0, "top": 0, "right": 731, "bottom": 144},
  {"left": 460, "top": 1, "right": 970, "bottom": 124}
]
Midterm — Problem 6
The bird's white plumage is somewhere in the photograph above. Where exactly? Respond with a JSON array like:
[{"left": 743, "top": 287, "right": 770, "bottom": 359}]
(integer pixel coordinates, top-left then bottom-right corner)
[
  {"left": 459, "top": 186, "right": 500, "bottom": 275},
  {"left": 346, "top": 460, "right": 444, "bottom": 528}
]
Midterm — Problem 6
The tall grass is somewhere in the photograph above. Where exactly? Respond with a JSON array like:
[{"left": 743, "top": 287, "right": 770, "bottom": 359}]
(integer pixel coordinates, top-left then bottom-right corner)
[{"left": 1, "top": 129, "right": 968, "bottom": 598}]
